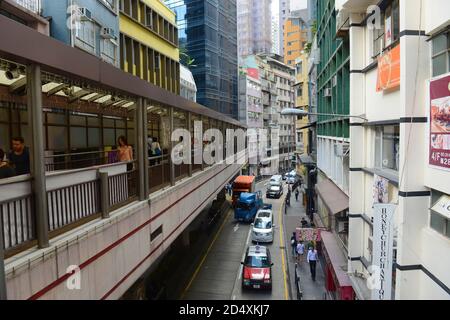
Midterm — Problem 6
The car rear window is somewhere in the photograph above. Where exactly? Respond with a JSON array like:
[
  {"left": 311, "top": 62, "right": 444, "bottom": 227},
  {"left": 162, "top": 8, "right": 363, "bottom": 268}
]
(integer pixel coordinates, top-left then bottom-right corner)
[
  {"left": 254, "top": 218, "right": 272, "bottom": 229},
  {"left": 245, "top": 255, "right": 271, "bottom": 268}
]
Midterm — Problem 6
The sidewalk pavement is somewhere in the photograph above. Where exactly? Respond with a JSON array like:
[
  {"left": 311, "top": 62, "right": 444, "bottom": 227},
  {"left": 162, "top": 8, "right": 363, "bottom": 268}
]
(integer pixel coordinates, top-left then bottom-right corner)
[{"left": 283, "top": 190, "right": 326, "bottom": 300}]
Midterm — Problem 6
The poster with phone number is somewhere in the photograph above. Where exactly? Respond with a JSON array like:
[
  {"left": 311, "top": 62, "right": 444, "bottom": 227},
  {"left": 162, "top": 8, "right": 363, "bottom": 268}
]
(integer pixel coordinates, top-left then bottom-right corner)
[{"left": 429, "top": 74, "right": 450, "bottom": 170}]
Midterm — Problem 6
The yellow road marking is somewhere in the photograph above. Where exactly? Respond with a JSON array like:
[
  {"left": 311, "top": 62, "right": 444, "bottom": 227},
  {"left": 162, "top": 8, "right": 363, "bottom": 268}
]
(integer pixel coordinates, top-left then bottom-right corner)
[
  {"left": 180, "top": 209, "right": 232, "bottom": 299},
  {"left": 278, "top": 194, "right": 289, "bottom": 300}
]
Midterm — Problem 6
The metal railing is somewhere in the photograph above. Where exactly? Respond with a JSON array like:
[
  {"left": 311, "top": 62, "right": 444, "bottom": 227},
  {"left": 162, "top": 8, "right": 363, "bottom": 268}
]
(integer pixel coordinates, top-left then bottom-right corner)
[
  {"left": 47, "top": 179, "right": 101, "bottom": 232},
  {"left": 109, "top": 165, "right": 138, "bottom": 210},
  {"left": 0, "top": 194, "right": 35, "bottom": 252},
  {"left": 45, "top": 150, "right": 118, "bottom": 172},
  {"left": 13, "top": 0, "right": 41, "bottom": 13}
]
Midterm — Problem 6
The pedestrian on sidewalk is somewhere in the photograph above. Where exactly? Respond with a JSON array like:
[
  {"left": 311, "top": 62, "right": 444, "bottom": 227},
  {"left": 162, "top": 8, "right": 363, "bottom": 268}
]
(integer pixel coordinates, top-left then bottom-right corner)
[
  {"left": 301, "top": 217, "right": 308, "bottom": 228},
  {"left": 296, "top": 241, "right": 305, "bottom": 264},
  {"left": 307, "top": 246, "right": 318, "bottom": 281},
  {"left": 295, "top": 189, "right": 299, "bottom": 202},
  {"left": 290, "top": 232, "right": 297, "bottom": 258}
]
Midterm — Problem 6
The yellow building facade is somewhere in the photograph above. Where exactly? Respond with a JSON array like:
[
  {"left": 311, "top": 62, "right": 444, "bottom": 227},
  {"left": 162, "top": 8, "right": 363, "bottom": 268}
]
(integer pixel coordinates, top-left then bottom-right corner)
[{"left": 119, "top": 0, "right": 180, "bottom": 94}]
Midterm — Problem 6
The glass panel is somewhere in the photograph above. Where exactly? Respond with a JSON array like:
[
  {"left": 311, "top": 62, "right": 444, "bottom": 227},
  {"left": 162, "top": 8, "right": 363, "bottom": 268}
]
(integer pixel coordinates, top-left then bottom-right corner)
[
  {"left": 88, "top": 128, "right": 100, "bottom": 148},
  {"left": 0, "top": 124, "right": 9, "bottom": 151},
  {"left": 70, "top": 115, "right": 86, "bottom": 126},
  {"left": 127, "top": 120, "right": 135, "bottom": 129},
  {"left": 382, "top": 125, "right": 399, "bottom": 171},
  {"left": 430, "top": 212, "right": 445, "bottom": 234},
  {"left": 432, "top": 34, "right": 447, "bottom": 55},
  {"left": 127, "top": 129, "right": 135, "bottom": 145},
  {"left": 116, "top": 129, "right": 126, "bottom": 143},
  {"left": 70, "top": 127, "right": 87, "bottom": 149},
  {"left": 20, "top": 125, "right": 30, "bottom": 148},
  {"left": 0, "top": 107, "right": 8, "bottom": 121},
  {"left": 432, "top": 54, "right": 447, "bottom": 77},
  {"left": 87, "top": 116, "right": 100, "bottom": 126},
  {"left": 19, "top": 110, "right": 28, "bottom": 123},
  {"left": 116, "top": 119, "right": 126, "bottom": 128},
  {"left": 47, "top": 112, "right": 66, "bottom": 125},
  {"left": 103, "top": 118, "right": 115, "bottom": 127},
  {"left": 103, "top": 128, "right": 116, "bottom": 146},
  {"left": 47, "top": 126, "right": 68, "bottom": 151}
]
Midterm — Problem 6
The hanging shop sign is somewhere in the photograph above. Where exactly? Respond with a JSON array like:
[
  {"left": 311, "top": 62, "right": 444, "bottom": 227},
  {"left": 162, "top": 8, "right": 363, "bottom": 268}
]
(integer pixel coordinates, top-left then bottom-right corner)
[
  {"left": 429, "top": 74, "right": 450, "bottom": 170},
  {"left": 373, "top": 174, "right": 389, "bottom": 204},
  {"left": 376, "top": 44, "right": 400, "bottom": 92},
  {"left": 296, "top": 228, "right": 322, "bottom": 242},
  {"left": 371, "top": 203, "right": 396, "bottom": 301}
]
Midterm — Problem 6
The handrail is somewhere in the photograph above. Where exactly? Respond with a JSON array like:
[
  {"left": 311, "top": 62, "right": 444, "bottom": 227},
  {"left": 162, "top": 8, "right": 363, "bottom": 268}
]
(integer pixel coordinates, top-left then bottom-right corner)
[{"left": 44, "top": 150, "right": 116, "bottom": 158}]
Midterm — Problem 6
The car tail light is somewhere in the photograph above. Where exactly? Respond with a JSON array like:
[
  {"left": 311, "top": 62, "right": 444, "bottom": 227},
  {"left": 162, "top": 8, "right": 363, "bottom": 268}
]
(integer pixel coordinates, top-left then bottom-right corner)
[{"left": 243, "top": 267, "right": 252, "bottom": 280}]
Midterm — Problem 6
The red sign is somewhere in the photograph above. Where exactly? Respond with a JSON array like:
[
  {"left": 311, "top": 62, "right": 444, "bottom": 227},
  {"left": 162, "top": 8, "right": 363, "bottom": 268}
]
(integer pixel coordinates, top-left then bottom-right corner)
[
  {"left": 429, "top": 74, "right": 450, "bottom": 170},
  {"left": 247, "top": 68, "right": 259, "bottom": 80}
]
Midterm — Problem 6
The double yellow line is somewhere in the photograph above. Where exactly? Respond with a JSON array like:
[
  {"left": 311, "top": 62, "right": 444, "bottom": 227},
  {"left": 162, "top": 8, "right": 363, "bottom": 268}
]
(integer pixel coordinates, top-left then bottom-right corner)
[{"left": 278, "top": 194, "right": 290, "bottom": 300}]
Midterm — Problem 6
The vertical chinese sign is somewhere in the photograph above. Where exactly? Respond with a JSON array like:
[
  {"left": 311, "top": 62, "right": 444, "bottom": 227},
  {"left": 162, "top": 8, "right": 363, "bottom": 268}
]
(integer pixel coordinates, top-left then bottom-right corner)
[{"left": 429, "top": 74, "right": 450, "bottom": 170}]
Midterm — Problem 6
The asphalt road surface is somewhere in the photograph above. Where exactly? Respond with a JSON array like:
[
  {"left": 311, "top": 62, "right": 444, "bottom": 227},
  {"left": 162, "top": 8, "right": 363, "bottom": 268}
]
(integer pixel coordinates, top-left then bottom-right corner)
[{"left": 181, "top": 180, "right": 291, "bottom": 300}]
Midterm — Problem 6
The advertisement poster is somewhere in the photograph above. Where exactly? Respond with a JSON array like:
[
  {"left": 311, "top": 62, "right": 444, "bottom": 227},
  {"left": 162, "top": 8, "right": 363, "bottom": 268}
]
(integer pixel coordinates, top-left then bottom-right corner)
[
  {"left": 373, "top": 174, "right": 389, "bottom": 204},
  {"left": 371, "top": 204, "right": 396, "bottom": 300},
  {"left": 429, "top": 74, "right": 450, "bottom": 170},
  {"left": 376, "top": 44, "right": 400, "bottom": 92}
]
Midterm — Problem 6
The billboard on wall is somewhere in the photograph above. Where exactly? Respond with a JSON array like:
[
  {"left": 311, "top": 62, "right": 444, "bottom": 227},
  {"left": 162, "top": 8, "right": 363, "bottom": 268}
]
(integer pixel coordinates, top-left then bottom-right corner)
[
  {"left": 429, "top": 74, "right": 450, "bottom": 170},
  {"left": 376, "top": 44, "right": 400, "bottom": 92}
]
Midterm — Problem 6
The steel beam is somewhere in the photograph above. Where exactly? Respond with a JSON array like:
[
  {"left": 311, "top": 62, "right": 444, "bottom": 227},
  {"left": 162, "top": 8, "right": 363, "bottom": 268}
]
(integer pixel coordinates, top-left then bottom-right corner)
[{"left": 27, "top": 64, "right": 49, "bottom": 248}]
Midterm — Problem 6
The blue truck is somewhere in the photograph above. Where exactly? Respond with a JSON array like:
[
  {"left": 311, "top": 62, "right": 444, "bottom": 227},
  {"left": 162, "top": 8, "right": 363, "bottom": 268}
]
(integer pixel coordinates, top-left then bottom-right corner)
[{"left": 234, "top": 191, "right": 273, "bottom": 222}]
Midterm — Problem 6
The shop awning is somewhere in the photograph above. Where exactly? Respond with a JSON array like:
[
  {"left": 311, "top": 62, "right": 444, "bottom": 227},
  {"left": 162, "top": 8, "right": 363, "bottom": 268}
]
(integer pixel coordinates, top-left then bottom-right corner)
[
  {"left": 315, "top": 179, "right": 349, "bottom": 215},
  {"left": 321, "top": 231, "right": 353, "bottom": 288}
]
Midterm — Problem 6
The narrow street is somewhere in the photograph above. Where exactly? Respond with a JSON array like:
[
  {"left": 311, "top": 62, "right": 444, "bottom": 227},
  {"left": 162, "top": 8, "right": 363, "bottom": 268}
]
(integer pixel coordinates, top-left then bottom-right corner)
[{"left": 181, "top": 179, "right": 326, "bottom": 300}]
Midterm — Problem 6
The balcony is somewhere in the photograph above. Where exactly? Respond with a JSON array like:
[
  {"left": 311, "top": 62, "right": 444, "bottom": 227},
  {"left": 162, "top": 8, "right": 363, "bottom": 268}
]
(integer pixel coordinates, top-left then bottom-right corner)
[{"left": 13, "top": 0, "right": 40, "bottom": 13}]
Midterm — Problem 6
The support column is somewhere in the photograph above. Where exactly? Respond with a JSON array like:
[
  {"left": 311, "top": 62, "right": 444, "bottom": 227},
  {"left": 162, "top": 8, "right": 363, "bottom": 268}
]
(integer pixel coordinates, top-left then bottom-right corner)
[
  {"left": 136, "top": 98, "right": 146, "bottom": 201},
  {"left": 142, "top": 100, "right": 149, "bottom": 196},
  {"left": 0, "top": 218, "right": 6, "bottom": 300},
  {"left": 169, "top": 106, "right": 175, "bottom": 186},
  {"left": 27, "top": 64, "right": 49, "bottom": 248},
  {"left": 187, "top": 112, "right": 193, "bottom": 177}
]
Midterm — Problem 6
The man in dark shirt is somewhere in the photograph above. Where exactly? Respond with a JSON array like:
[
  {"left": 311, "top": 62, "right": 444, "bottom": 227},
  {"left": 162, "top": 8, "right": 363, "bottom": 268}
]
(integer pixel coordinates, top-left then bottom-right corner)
[
  {"left": 0, "top": 149, "right": 15, "bottom": 179},
  {"left": 8, "top": 137, "right": 30, "bottom": 175}
]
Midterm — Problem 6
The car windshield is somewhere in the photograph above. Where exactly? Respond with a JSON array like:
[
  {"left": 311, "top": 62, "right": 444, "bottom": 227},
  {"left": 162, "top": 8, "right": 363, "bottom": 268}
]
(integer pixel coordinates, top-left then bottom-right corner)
[
  {"left": 269, "top": 186, "right": 280, "bottom": 191},
  {"left": 254, "top": 218, "right": 271, "bottom": 229},
  {"left": 245, "top": 255, "right": 271, "bottom": 268},
  {"left": 258, "top": 211, "right": 271, "bottom": 218},
  {"left": 237, "top": 202, "right": 254, "bottom": 210}
]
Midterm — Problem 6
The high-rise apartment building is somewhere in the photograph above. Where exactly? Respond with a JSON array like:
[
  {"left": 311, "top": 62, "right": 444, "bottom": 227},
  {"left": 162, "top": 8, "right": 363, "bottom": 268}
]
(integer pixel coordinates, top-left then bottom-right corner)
[
  {"left": 278, "top": 0, "right": 290, "bottom": 56},
  {"left": 119, "top": 0, "right": 180, "bottom": 94},
  {"left": 165, "top": 0, "right": 238, "bottom": 118},
  {"left": 283, "top": 9, "right": 308, "bottom": 66},
  {"left": 271, "top": 14, "right": 280, "bottom": 55},
  {"left": 237, "top": 0, "right": 273, "bottom": 62}
]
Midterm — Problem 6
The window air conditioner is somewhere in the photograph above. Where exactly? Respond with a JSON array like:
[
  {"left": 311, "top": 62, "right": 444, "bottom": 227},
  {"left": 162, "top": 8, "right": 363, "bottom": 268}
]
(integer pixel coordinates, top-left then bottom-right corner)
[
  {"left": 323, "top": 88, "right": 331, "bottom": 97},
  {"left": 78, "top": 7, "right": 92, "bottom": 21},
  {"left": 332, "top": 75, "right": 337, "bottom": 87},
  {"left": 101, "top": 27, "right": 115, "bottom": 39}
]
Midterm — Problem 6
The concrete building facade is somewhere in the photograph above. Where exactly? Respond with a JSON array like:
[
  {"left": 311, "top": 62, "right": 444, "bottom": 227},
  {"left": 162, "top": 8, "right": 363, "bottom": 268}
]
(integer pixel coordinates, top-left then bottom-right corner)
[
  {"left": 283, "top": 9, "right": 308, "bottom": 66},
  {"left": 341, "top": 0, "right": 450, "bottom": 300}
]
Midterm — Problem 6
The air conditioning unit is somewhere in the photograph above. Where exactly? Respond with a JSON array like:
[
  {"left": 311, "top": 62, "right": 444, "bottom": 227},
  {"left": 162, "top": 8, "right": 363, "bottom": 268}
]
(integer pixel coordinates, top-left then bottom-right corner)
[
  {"left": 78, "top": 7, "right": 92, "bottom": 21},
  {"left": 323, "top": 88, "right": 332, "bottom": 97},
  {"left": 336, "top": 10, "right": 349, "bottom": 38},
  {"left": 332, "top": 75, "right": 338, "bottom": 87},
  {"left": 101, "top": 27, "right": 115, "bottom": 39}
]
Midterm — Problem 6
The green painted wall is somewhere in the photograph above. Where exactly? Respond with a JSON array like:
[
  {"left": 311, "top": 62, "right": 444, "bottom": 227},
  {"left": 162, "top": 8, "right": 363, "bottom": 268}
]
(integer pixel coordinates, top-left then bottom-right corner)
[{"left": 316, "top": 0, "right": 350, "bottom": 139}]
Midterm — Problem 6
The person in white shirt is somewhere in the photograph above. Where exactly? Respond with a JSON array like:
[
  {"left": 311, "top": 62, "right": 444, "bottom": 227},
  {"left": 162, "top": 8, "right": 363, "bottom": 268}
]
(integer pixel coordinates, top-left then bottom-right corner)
[
  {"left": 296, "top": 241, "right": 305, "bottom": 264},
  {"left": 307, "top": 246, "right": 318, "bottom": 281}
]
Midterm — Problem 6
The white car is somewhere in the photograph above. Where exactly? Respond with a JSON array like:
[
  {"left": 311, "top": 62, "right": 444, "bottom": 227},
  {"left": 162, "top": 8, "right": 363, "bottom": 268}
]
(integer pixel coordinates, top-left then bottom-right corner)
[{"left": 251, "top": 210, "right": 274, "bottom": 243}]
